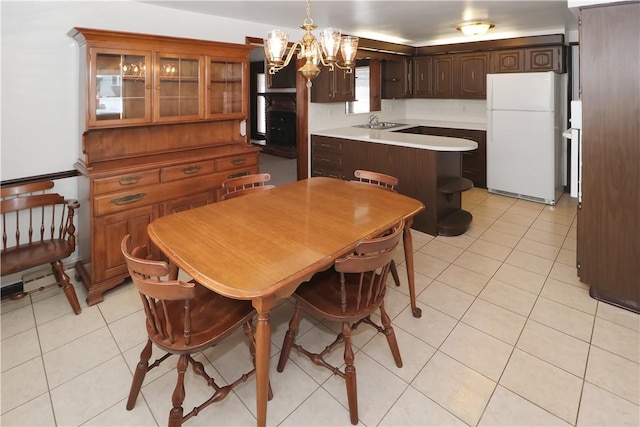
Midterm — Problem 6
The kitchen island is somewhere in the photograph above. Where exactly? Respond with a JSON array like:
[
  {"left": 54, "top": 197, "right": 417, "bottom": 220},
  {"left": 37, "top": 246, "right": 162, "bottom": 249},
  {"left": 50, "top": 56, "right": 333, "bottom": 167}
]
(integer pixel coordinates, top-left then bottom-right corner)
[{"left": 311, "top": 123, "right": 478, "bottom": 236}]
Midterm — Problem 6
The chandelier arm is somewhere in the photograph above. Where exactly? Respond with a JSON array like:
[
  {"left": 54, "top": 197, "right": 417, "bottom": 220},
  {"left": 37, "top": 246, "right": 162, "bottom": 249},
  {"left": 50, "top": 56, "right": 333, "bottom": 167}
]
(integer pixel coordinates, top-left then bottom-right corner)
[
  {"left": 269, "top": 41, "right": 302, "bottom": 74},
  {"left": 333, "top": 63, "right": 354, "bottom": 72}
]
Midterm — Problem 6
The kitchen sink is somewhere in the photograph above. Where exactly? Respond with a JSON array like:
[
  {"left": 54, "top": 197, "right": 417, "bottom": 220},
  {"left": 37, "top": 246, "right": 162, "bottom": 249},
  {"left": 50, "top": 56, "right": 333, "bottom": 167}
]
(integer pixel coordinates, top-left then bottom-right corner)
[{"left": 352, "top": 122, "right": 409, "bottom": 130}]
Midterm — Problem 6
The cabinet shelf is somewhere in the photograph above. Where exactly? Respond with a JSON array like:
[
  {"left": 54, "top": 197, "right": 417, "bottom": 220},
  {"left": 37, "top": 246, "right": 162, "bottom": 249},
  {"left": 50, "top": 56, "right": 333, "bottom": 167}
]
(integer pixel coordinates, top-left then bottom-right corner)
[{"left": 438, "top": 177, "right": 474, "bottom": 195}]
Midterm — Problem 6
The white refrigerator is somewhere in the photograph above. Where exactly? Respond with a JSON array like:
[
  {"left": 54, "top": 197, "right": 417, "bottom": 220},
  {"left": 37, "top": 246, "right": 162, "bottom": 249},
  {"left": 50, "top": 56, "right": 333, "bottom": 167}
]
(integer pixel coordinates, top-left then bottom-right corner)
[{"left": 486, "top": 71, "right": 565, "bottom": 205}]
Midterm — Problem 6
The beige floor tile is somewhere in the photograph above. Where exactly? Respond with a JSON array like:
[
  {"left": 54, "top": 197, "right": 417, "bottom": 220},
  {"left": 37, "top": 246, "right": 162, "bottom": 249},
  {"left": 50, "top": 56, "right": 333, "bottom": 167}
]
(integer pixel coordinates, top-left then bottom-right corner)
[
  {"left": 479, "top": 385, "right": 570, "bottom": 426},
  {"left": 0, "top": 293, "right": 33, "bottom": 314},
  {"left": 412, "top": 351, "right": 496, "bottom": 426},
  {"left": 36, "top": 305, "right": 106, "bottom": 353},
  {"left": 420, "top": 239, "right": 464, "bottom": 263},
  {"left": 530, "top": 297, "right": 595, "bottom": 342},
  {"left": 393, "top": 305, "right": 457, "bottom": 348},
  {"left": 499, "top": 211, "right": 536, "bottom": 227},
  {"left": 454, "top": 251, "right": 502, "bottom": 277},
  {"left": 489, "top": 219, "right": 529, "bottom": 237},
  {"left": 471, "top": 213, "right": 499, "bottom": 229},
  {"left": 122, "top": 341, "right": 178, "bottom": 387},
  {"left": 387, "top": 267, "right": 433, "bottom": 302},
  {"left": 562, "top": 236, "right": 577, "bottom": 251},
  {"left": 43, "top": 326, "right": 120, "bottom": 388},
  {"left": 506, "top": 204, "right": 544, "bottom": 219},
  {"left": 577, "top": 382, "right": 640, "bottom": 427},
  {"left": 108, "top": 309, "right": 149, "bottom": 352},
  {"left": 530, "top": 218, "right": 571, "bottom": 236},
  {"left": 556, "top": 248, "right": 577, "bottom": 266},
  {"left": 380, "top": 386, "right": 466, "bottom": 426},
  {"left": 585, "top": 346, "right": 640, "bottom": 405},
  {"left": 467, "top": 238, "right": 513, "bottom": 261},
  {"left": 515, "top": 238, "right": 561, "bottom": 261},
  {"left": 523, "top": 228, "right": 566, "bottom": 248},
  {"left": 480, "top": 195, "right": 516, "bottom": 210},
  {"left": 437, "top": 264, "right": 490, "bottom": 296},
  {"left": 462, "top": 299, "right": 527, "bottom": 345},
  {"left": 541, "top": 277, "right": 598, "bottom": 315},
  {"left": 0, "top": 357, "right": 49, "bottom": 414},
  {"left": 471, "top": 204, "right": 507, "bottom": 219},
  {"left": 418, "top": 280, "right": 475, "bottom": 319},
  {"left": 1, "top": 327, "right": 40, "bottom": 373},
  {"left": 537, "top": 210, "right": 575, "bottom": 226},
  {"left": 322, "top": 351, "right": 408, "bottom": 426},
  {"left": 1, "top": 304, "right": 35, "bottom": 339},
  {"left": 362, "top": 325, "right": 436, "bottom": 383},
  {"left": 0, "top": 392, "right": 56, "bottom": 427},
  {"left": 493, "top": 263, "right": 547, "bottom": 295},
  {"left": 97, "top": 281, "right": 144, "bottom": 324},
  {"left": 465, "top": 222, "right": 487, "bottom": 238},
  {"left": 435, "top": 233, "right": 476, "bottom": 250},
  {"left": 479, "top": 279, "right": 538, "bottom": 317},
  {"left": 412, "top": 251, "right": 450, "bottom": 280},
  {"left": 505, "top": 250, "right": 554, "bottom": 276},
  {"left": 50, "top": 356, "right": 133, "bottom": 426},
  {"left": 83, "top": 397, "right": 157, "bottom": 426},
  {"left": 548, "top": 262, "right": 584, "bottom": 288},
  {"left": 440, "top": 322, "right": 513, "bottom": 381},
  {"left": 500, "top": 349, "right": 582, "bottom": 424},
  {"left": 32, "top": 290, "right": 87, "bottom": 325},
  {"left": 407, "top": 229, "right": 435, "bottom": 252},
  {"left": 280, "top": 387, "right": 359, "bottom": 426},
  {"left": 516, "top": 320, "right": 589, "bottom": 378},
  {"left": 596, "top": 303, "right": 640, "bottom": 332}
]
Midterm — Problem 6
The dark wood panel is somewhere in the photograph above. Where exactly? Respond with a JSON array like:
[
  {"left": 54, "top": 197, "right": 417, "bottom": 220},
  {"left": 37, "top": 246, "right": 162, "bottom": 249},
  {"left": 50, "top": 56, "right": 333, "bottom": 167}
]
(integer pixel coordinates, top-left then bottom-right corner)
[{"left": 579, "top": 2, "right": 640, "bottom": 312}]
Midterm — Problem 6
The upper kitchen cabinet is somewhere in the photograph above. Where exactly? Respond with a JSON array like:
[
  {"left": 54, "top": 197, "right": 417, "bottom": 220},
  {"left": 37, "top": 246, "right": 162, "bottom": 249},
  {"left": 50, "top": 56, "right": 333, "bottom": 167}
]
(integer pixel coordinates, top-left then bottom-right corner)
[
  {"left": 381, "top": 57, "right": 412, "bottom": 99},
  {"left": 456, "top": 52, "right": 488, "bottom": 98},
  {"left": 490, "top": 46, "right": 565, "bottom": 73},
  {"left": 310, "top": 67, "right": 356, "bottom": 103},
  {"left": 413, "top": 56, "right": 432, "bottom": 97},
  {"left": 69, "top": 28, "right": 251, "bottom": 130},
  {"left": 432, "top": 55, "right": 455, "bottom": 98}
]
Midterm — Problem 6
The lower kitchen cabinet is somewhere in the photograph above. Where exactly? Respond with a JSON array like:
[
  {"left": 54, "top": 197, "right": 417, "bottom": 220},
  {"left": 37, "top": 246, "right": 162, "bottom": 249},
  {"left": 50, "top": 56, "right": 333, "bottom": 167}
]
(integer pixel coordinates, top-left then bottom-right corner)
[
  {"left": 75, "top": 145, "right": 260, "bottom": 305},
  {"left": 311, "top": 134, "right": 473, "bottom": 236}
]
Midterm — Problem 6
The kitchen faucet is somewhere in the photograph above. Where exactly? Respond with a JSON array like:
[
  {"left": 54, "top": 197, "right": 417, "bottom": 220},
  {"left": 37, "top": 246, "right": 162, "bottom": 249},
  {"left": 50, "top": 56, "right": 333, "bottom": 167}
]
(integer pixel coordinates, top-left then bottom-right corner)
[{"left": 368, "top": 115, "right": 379, "bottom": 126}]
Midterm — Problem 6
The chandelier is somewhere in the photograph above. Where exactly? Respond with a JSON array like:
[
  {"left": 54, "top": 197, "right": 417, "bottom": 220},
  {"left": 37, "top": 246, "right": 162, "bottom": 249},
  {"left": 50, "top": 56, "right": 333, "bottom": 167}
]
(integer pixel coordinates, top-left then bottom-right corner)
[{"left": 264, "top": 0, "right": 359, "bottom": 87}]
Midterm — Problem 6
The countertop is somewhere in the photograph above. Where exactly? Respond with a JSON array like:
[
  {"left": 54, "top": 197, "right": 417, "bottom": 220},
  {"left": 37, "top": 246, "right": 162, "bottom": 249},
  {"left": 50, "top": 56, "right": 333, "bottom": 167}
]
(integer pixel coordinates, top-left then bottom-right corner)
[{"left": 312, "top": 120, "right": 482, "bottom": 152}]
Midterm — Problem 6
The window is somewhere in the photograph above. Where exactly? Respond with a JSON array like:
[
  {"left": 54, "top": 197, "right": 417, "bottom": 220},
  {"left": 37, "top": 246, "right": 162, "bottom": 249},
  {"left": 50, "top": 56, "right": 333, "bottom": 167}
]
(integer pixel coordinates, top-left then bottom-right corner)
[
  {"left": 257, "top": 73, "right": 266, "bottom": 135},
  {"left": 346, "top": 64, "right": 370, "bottom": 115}
]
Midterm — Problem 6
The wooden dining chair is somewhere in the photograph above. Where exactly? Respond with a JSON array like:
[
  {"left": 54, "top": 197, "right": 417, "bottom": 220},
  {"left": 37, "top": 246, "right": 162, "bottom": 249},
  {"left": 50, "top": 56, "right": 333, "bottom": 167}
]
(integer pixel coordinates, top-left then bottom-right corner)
[
  {"left": 352, "top": 169, "right": 402, "bottom": 288},
  {"left": 276, "top": 220, "right": 404, "bottom": 425},
  {"left": 121, "top": 235, "right": 271, "bottom": 427},
  {"left": 221, "top": 173, "right": 275, "bottom": 200}
]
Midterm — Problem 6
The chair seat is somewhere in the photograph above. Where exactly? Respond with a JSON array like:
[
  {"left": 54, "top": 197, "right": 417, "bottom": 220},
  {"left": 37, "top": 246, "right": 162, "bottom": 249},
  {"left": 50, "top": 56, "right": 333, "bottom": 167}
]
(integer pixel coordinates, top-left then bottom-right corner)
[
  {"left": 1, "top": 240, "right": 73, "bottom": 275},
  {"left": 150, "top": 281, "right": 255, "bottom": 353},
  {"left": 294, "top": 268, "right": 384, "bottom": 322}
]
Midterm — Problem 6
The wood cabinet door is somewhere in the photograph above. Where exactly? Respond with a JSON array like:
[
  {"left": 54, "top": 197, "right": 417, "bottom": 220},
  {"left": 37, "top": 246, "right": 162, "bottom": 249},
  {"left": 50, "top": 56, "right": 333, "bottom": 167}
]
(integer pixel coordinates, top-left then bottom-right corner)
[
  {"left": 578, "top": 2, "right": 640, "bottom": 311},
  {"left": 490, "top": 50, "right": 525, "bottom": 73},
  {"left": 524, "top": 47, "right": 561, "bottom": 72},
  {"left": 93, "top": 204, "right": 160, "bottom": 283},
  {"left": 457, "top": 53, "right": 488, "bottom": 98},
  {"left": 432, "top": 55, "right": 454, "bottom": 98},
  {"left": 381, "top": 58, "right": 411, "bottom": 99},
  {"left": 207, "top": 58, "right": 248, "bottom": 119},
  {"left": 310, "top": 68, "right": 355, "bottom": 103},
  {"left": 154, "top": 52, "right": 205, "bottom": 122},
  {"left": 413, "top": 57, "right": 432, "bottom": 98}
]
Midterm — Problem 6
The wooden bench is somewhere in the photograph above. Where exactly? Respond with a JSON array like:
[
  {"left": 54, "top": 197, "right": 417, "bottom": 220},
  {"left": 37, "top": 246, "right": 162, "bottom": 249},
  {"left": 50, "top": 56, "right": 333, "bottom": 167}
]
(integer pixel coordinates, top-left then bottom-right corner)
[{"left": 1, "top": 181, "right": 81, "bottom": 314}]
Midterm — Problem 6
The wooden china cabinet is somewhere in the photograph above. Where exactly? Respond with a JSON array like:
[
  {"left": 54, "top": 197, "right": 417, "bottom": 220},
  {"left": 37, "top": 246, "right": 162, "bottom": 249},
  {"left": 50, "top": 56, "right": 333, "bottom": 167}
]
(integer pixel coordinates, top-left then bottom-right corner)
[{"left": 69, "top": 28, "right": 260, "bottom": 305}]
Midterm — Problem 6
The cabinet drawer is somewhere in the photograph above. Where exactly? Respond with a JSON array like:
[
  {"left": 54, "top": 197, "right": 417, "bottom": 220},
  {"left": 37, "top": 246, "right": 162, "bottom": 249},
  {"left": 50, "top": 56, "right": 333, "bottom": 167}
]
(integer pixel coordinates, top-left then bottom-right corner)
[
  {"left": 312, "top": 137, "right": 343, "bottom": 154},
  {"left": 161, "top": 160, "right": 215, "bottom": 182},
  {"left": 216, "top": 154, "right": 258, "bottom": 172},
  {"left": 312, "top": 152, "right": 343, "bottom": 169},
  {"left": 312, "top": 166, "right": 343, "bottom": 180},
  {"left": 93, "top": 169, "right": 160, "bottom": 195}
]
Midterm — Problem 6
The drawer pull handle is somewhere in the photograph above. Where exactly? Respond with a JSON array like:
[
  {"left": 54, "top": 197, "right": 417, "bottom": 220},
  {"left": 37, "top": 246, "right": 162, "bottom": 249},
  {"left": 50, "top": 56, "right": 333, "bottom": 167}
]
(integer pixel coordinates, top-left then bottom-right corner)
[
  {"left": 227, "top": 171, "right": 249, "bottom": 179},
  {"left": 119, "top": 176, "right": 141, "bottom": 185},
  {"left": 181, "top": 166, "right": 201, "bottom": 175},
  {"left": 111, "top": 193, "right": 146, "bottom": 205},
  {"left": 231, "top": 158, "right": 247, "bottom": 165}
]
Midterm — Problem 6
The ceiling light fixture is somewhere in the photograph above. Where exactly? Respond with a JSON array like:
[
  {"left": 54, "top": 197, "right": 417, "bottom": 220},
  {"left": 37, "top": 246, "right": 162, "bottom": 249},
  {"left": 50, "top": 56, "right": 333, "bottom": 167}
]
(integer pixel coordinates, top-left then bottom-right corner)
[
  {"left": 265, "top": 0, "right": 359, "bottom": 87},
  {"left": 456, "top": 22, "right": 495, "bottom": 36}
]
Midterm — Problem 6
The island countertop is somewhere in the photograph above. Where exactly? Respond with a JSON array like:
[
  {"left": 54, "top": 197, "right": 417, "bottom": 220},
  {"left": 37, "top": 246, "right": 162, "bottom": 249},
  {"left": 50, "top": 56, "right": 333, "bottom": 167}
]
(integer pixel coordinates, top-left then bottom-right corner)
[{"left": 312, "top": 121, "right": 479, "bottom": 152}]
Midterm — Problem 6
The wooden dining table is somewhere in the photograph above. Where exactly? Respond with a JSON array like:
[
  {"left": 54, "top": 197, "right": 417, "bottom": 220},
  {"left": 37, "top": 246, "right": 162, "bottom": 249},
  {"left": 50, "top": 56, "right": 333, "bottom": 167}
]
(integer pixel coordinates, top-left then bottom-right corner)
[{"left": 147, "top": 176, "right": 425, "bottom": 426}]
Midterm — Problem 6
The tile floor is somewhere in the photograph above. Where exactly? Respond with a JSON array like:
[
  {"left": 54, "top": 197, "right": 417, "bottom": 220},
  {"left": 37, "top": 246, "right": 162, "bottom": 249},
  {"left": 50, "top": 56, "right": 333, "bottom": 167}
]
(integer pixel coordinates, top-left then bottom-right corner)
[{"left": 2, "top": 187, "right": 639, "bottom": 427}]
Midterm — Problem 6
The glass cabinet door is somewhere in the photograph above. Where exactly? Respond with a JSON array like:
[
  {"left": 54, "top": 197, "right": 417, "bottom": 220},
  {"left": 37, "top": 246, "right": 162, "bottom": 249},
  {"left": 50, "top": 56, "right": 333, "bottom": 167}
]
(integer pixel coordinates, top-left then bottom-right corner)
[
  {"left": 207, "top": 60, "right": 245, "bottom": 118},
  {"left": 91, "top": 49, "right": 151, "bottom": 127},
  {"left": 155, "top": 54, "right": 204, "bottom": 122}
]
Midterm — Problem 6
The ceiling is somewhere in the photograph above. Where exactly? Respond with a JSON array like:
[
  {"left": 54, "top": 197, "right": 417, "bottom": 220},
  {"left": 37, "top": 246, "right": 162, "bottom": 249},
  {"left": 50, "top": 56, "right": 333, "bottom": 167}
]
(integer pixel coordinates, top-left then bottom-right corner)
[{"left": 142, "top": 1, "right": 578, "bottom": 46}]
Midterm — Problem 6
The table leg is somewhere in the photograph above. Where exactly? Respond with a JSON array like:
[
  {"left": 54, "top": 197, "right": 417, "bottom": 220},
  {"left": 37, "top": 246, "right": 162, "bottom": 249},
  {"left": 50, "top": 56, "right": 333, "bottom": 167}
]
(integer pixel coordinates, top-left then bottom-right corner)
[
  {"left": 253, "top": 300, "right": 273, "bottom": 427},
  {"left": 403, "top": 222, "right": 422, "bottom": 318}
]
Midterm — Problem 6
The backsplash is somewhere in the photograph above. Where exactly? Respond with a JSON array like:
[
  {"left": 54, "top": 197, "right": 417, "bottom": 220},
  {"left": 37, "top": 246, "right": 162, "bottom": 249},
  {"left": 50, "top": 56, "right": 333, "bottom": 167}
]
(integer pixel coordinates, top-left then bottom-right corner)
[{"left": 309, "top": 98, "right": 487, "bottom": 131}]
